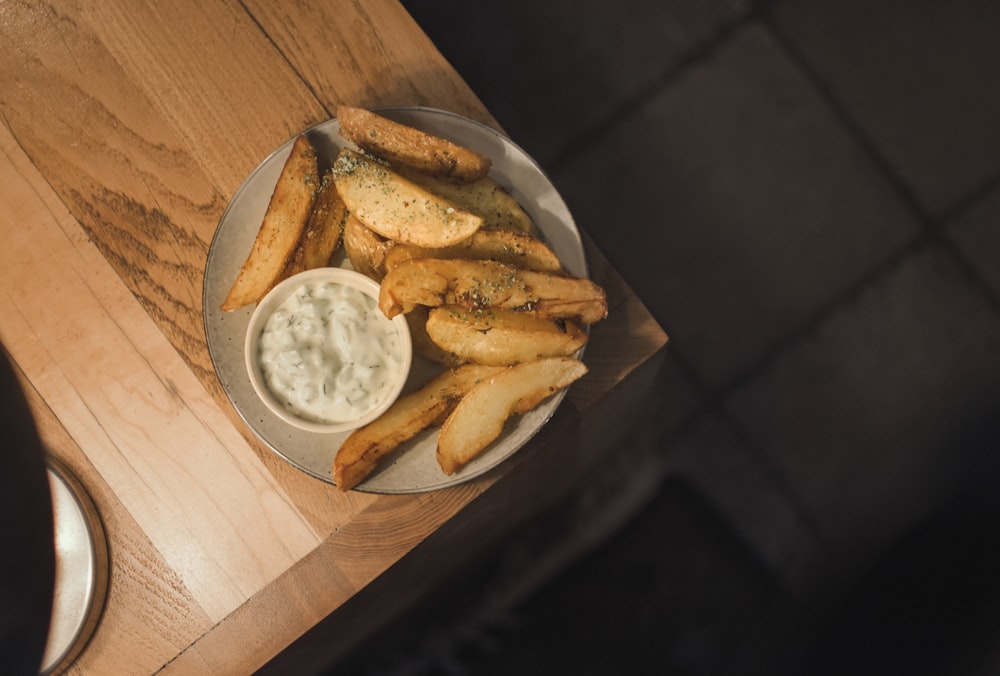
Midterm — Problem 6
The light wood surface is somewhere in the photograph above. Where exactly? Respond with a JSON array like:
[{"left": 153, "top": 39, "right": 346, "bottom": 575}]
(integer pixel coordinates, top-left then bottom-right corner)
[{"left": 0, "top": 1, "right": 667, "bottom": 673}]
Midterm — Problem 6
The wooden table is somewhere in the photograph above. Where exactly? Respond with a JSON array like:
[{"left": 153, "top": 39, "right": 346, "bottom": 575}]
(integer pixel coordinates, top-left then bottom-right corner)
[{"left": 0, "top": 1, "right": 668, "bottom": 673}]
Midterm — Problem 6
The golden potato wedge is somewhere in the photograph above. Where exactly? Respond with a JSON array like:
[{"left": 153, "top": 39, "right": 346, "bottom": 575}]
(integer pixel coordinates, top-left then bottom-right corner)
[
  {"left": 406, "top": 305, "right": 464, "bottom": 368},
  {"left": 437, "top": 357, "right": 588, "bottom": 475},
  {"left": 282, "top": 171, "right": 347, "bottom": 277},
  {"left": 379, "top": 258, "right": 608, "bottom": 325},
  {"left": 332, "top": 148, "right": 484, "bottom": 248},
  {"left": 382, "top": 228, "right": 563, "bottom": 274},
  {"left": 426, "top": 306, "right": 587, "bottom": 366},
  {"left": 337, "top": 105, "right": 491, "bottom": 182},
  {"left": 342, "top": 213, "right": 392, "bottom": 280},
  {"left": 399, "top": 167, "right": 537, "bottom": 235},
  {"left": 333, "top": 363, "right": 504, "bottom": 490},
  {"left": 221, "top": 135, "right": 319, "bottom": 310}
]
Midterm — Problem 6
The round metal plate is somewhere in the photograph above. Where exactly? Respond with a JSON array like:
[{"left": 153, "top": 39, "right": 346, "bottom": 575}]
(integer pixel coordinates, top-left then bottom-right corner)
[
  {"left": 203, "top": 107, "right": 587, "bottom": 493},
  {"left": 40, "top": 457, "right": 108, "bottom": 675}
]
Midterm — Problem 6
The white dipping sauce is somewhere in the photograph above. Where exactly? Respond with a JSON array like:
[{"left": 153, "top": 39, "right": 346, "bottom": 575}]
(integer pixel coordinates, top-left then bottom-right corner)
[{"left": 257, "top": 281, "right": 402, "bottom": 424}]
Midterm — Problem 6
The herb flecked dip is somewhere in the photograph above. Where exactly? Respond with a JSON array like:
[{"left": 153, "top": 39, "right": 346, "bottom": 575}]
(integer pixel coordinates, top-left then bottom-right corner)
[{"left": 258, "top": 281, "right": 403, "bottom": 423}]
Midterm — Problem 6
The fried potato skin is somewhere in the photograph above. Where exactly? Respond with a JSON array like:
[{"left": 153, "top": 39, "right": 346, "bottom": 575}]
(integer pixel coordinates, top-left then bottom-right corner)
[
  {"left": 437, "top": 357, "right": 588, "bottom": 475},
  {"left": 406, "top": 305, "right": 465, "bottom": 368},
  {"left": 399, "top": 168, "right": 537, "bottom": 235},
  {"left": 333, "top": 363, "right": 504, "bottom": 490},
  {"left": 221, "top": 135, "right": 319, "bottom": 310},
  {"left": 283, "top": 170, "right": 347, "bottom": 277},
  {"left": 379, "top": 258, "right": 608, "bottom": 324},
  {"left": 342, "top": 213, "right": 392, "bottom": 280},
  {"left": 426, "top": 306, "right": 587, "bottom": 366},
  {"left": 382, "top": 228, "right": 563, "bottom": 274},
  {"left": 338, "top": 105, "right": 492, "bottom": 182},
  {"left": 332, "top": 149, "right": 483, "bottom": 248}
]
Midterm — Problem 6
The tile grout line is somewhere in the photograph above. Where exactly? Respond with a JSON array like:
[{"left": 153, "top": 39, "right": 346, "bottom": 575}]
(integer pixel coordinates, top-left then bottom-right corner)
[
  {"left": 662, "top": 402, "right": 833, "bottom": 564},
  {"left": 930, "top": 168, "right": 1000, "bottom": 228},
  {"left": 928, "top": 173, "right": 1000, "bottom": 317},
  {"left": 707, "top": 237, "right": 928, "bottom": 397},
  {"left": 656, "top": 11, "right": 1000, "bottom": 396},
  {"left": 544, "top": 8, "right": 761, "bottom": 175},
  {"left": 762, "top": 10, "right": 1000, "bottom": 316},
  {"left": 760, "top": 12, "right": 931, "bottom": 228}
]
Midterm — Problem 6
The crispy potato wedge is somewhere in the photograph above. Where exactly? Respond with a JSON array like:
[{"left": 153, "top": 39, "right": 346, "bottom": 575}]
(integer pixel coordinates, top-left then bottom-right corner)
[
  {"left": 337, "top": 105, "right": 491, "bottom": 182},
  {"left": 333, "top": 363, "right": 504, "bottom": 490},
  {"left": 332, "top": 148, "right": 484, "bottom": 248},
  {"left": 406, "top": 305, "right": 464, "bottom": 368},
  {"left": 221, "top": 135, "right": 319, "bottom": 310},
  {"left": 399, "top": 167, "right": 537, "bottom": 235},
  {"left": 379, "top": 258, "right": 608, "bottom": 325},
  {"left": 437, "top": 357, "right": 588, "bottom": 475},
  {"left": 342, "top": 213, "right": 392, "bottom": 280},
  {"left": 382, "top": 228, "right": 563, "bottom": 274},
  {"left": 283, "top": 171, "right": 347, "bottom": 277},
  {"left": 426, "top": 306, "right": 587, "bottom": 366}
]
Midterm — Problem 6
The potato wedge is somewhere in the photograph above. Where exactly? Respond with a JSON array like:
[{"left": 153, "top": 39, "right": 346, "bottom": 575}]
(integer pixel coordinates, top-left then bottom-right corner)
[
  {"left": 332, "top": 148, "right": 483, "bottom": 248},
  {"left": 283, "top": 170, "right": 347, "bottom": 277},
  {"left": 437, "top": 357, "right": 588, "bottom": 475},
  {"left": 382, "top": 228, "right": 563, "bottom": 274},
  {"left": 379, "top": 258, "right": 608, "bottom": 325},
  {"left": 399, "top": 167, "right": 537, "bottom": 235},
  {"left": 221, "top": 135, "right": 319, "bottom": 310},
  {"left": 337, "top": 105, "right": 491, "bottom": 182},
  {"left": 406, "top": 305, "right": 464, "bottom": 368},
  {"left": 333, "top": 363, "right": 504, "bottom": 490},
  {"left": 426, "top": 306, "right": 587, "bottom": 366},
  {"left": 342, "top": 213, "right": 392, "bottom": 280}
]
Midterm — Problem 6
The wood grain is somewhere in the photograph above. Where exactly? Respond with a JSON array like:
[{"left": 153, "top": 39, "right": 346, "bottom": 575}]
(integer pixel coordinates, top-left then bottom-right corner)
[
  {"left": 244, "top": 0, "right": 494, "bottom": 124},
  {"left": 14, "top": 363, "right": 212, "bottom": 674},
  {"left": 0, "top": 123, "right": 321, "bottom": 624}
]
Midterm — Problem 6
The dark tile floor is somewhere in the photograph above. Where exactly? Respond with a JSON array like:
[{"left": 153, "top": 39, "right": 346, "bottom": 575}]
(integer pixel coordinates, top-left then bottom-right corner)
[{"left": 326, "top": 1, "right": 1000, "bottom": 673}]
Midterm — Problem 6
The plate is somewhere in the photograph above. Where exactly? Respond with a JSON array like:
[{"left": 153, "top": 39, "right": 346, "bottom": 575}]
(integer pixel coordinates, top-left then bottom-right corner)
[
  {"left": 203, "top": 107, "right": 587, "bottom": 493},
  {"left": 41, "top": 456, "right": 108, "bottom": 674}
]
